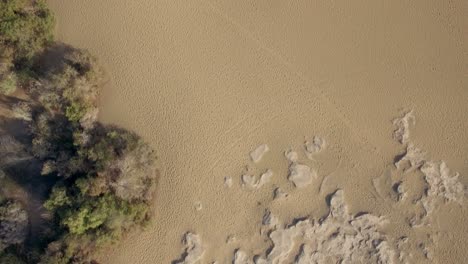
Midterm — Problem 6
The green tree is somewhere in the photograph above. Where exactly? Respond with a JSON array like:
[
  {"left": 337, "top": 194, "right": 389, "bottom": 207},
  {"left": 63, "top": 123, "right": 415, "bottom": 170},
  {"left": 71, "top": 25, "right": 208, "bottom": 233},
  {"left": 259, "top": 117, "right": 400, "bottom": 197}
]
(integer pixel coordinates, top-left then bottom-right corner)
[{"left": 43, "top": 186, "right": 71, "bottom": 212}]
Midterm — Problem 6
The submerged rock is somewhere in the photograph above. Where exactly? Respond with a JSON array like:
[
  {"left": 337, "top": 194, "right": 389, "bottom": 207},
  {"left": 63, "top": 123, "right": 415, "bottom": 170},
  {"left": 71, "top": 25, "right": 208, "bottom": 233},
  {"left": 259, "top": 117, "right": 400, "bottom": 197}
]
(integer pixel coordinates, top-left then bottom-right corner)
[{"left": 250, "top": 144, "right": 269, "bottom": 163}]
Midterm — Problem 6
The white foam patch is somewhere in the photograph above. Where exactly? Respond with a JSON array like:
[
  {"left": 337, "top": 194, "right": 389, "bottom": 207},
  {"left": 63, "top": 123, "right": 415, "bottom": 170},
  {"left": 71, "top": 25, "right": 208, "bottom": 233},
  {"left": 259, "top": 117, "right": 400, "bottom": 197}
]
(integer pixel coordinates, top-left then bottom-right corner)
[
  {"left": 250, "top": 144, "right": 269, "bottom": 163},
  {"left": 173, "top": 233, "right": 205, "bottom": 264},
  {"left": 393, "top": 111, "right": 415, "bottom": 145},
  {"left": 288, "top": 163, "right": 316, "bottom": 188},
  {"left": 242, "top": 169, "right": 274, "bottom": 189}
]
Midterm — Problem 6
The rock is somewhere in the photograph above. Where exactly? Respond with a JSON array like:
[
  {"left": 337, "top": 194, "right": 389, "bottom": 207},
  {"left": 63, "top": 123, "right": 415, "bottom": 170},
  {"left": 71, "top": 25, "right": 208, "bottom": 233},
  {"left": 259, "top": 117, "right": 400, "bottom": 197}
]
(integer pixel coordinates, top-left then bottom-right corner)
[
  {"left": 284, "top": 149, "right": 298, "bottom": 163},
  {"left": 304, "top": 136, "right": 326, "bottom": 159},
  {"left": 329, "top": 189, "right": 349, "bottom": 221},
  {"left": 393, "top": 111, "right": 415, "bottom": 145},
  {"left": 233, "top": 249, "right": 252, "bottom": 264},
  {"left": 273, "top": 188, "right": 288, "bottom": 199},
  {"left": 395, "top": 144, "right": 426, "bottom": 171},
  {"left": 242, "top": 169, "right": 273, "bottom": 189},
  {"left": 224, "top": 176, "right": 233, "bottom": 188},
  {"left": 173, "top": 233, "right": 205, "bottom": 264},
  {"left": 226, "top": 235, "right": 236, "bottom": 244},
  {"left": 288, "top": 163, "right": 316, "bottom": 188},
  {"left": 236, "top": 190, "right": 398, "bottom": 264},
  {"left": 194, "top": 201, "right": 203, "bottom": 211},
  {"left": 421, "top": 161, "right": 464, "bottom": 204},
  {"left": 262, "top": 210, "right": 279, "bottom": 227},
  {"left": 295, "top": 190, "right": 396, "bottom": 264},
  {"left": 250, "top": 144, "right": 269, "bottom": 163}
]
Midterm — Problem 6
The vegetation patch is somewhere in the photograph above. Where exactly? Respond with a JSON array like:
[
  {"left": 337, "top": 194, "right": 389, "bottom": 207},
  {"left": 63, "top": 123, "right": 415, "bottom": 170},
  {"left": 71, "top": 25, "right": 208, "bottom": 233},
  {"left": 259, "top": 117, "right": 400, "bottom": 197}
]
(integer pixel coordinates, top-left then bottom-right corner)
[{"left": 0, "top": 1, "right": 158, "bottom": 263}]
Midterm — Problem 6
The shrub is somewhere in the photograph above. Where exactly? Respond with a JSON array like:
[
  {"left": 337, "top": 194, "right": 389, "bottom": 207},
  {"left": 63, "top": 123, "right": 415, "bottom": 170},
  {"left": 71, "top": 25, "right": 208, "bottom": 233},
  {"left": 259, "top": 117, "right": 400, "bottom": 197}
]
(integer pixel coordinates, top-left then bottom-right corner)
[
  {"left": 65, "top": 101, "right": 87, "bottom": 123},
  {"left": 43, "top": 186, "right": 71, "bottom": 212},
  {"left": 11, "top": 102, "right": 32, "bottom": 122}
]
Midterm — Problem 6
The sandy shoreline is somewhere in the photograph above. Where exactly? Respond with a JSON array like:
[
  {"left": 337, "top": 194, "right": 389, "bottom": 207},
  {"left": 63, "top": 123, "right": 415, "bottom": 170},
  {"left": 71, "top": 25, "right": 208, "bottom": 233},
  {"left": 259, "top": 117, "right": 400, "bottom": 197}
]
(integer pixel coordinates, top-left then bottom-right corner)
[{"left": 48, "top": 0, "right": 467, "bottom": 263}]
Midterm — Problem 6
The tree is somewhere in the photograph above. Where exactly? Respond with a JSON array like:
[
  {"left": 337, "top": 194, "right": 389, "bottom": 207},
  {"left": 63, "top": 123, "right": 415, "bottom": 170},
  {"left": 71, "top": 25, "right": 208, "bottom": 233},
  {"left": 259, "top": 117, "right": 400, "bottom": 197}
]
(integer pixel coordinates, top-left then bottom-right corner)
[{"left": 0, "top": 0, "right": 54, "bottom": 66}]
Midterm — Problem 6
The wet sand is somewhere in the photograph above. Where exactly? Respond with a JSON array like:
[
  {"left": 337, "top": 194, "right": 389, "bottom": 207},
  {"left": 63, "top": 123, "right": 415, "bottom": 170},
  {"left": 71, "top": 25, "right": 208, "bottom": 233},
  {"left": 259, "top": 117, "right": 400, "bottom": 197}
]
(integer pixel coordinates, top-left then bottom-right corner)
[{"left": 48, "top": 0, "right": 467, "bottom": 263}]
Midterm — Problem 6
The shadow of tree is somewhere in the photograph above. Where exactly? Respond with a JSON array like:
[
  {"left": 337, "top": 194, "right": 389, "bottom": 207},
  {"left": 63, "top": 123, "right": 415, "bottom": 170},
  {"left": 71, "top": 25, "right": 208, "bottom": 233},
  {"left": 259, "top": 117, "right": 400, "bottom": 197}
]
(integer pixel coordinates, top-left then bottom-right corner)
[
  {"left": 33, "top": 42, "right": 77, "bottom": 77},
  {"left": 0, "top": 117, "right": 56, "bottom": 251}
]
